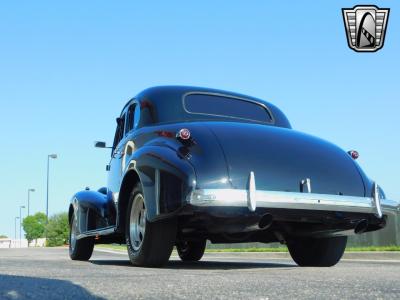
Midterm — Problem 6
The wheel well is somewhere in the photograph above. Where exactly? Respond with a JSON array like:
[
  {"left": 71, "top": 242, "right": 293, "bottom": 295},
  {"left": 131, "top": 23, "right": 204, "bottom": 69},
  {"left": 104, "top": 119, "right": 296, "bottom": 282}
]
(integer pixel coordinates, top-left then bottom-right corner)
[{"left": 118, "top": 170, "right": 141, "bottom": 236}]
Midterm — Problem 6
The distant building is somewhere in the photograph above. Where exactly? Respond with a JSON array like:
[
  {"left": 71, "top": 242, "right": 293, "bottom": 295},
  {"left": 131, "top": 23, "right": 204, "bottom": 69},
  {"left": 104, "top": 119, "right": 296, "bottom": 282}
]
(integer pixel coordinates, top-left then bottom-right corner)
[{"left": 0, "top": 238, "right": 46, "bottom": 248}]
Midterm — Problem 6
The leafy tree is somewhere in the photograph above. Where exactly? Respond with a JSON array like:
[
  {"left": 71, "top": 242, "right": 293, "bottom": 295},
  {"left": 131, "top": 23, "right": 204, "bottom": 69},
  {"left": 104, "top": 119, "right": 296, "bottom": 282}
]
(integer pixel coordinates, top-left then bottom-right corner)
[
  {"left": 46, "top": 212, "right": 69, "bottom": 247},
  {"left": 22, "top": 212, "right": 47, "bottom": 244},
  {"left": 0, "top": 235, "right": 8, "bottom": 238}
]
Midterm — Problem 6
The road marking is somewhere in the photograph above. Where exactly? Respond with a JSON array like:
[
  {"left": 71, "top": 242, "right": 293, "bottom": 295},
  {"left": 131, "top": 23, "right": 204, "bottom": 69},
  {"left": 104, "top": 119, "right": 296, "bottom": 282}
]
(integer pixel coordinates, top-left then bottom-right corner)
[
  {"left": 95, "top": 248, "right": 127, "bottom": 255},
  {"left": 341, "top": 258, "right": 400, "bottom": 263}
]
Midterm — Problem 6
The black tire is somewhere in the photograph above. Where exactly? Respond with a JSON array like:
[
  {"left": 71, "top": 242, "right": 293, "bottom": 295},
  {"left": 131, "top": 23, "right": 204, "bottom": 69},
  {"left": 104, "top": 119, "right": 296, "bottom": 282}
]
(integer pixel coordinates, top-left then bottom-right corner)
[
  {"left": 126, "top": 183, "right": 177, "bottom": 267},
  {"left": 69, "top": 213, "right": 95, "bottom": 261},
  {"left": 177, "top": 240, "right": 207, "bottom": 262},
  {"left": 288, "top": 236, "right": 347, "bottom": 267}
]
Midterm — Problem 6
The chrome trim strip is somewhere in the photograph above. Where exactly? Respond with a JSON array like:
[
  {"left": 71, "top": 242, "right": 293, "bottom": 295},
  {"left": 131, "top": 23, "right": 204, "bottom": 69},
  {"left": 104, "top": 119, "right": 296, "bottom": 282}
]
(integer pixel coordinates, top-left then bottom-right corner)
[
  {"left": 77, "top": 226, "right": 116, "bottom": 240},
  {"left": 182, "top": 91, "right": 276, "bottom": 125},
  {"left": 190, "top": 189, "right": 400, "bottom": 215}
]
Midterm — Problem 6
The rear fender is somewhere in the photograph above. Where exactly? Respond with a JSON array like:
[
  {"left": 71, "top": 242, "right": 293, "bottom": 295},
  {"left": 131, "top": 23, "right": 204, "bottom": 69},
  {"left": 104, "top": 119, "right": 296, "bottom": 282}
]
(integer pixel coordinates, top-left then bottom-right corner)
[{"left": 121, "top": 145, "right": 196, "bottom": 223}]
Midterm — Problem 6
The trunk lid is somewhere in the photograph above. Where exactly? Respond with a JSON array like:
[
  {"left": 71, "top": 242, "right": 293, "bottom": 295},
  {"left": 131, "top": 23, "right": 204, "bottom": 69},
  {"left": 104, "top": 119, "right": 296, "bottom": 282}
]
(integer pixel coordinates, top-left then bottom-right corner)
[{"left": 206, "top": 122, "right": 365, "bottom": 197}]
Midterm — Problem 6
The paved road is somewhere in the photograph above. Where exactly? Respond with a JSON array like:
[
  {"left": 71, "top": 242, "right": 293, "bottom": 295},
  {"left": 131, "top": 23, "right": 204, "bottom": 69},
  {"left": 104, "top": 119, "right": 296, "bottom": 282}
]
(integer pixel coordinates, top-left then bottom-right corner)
[{"left": 1, "top": 248, "right": 400, "bottom": 299}]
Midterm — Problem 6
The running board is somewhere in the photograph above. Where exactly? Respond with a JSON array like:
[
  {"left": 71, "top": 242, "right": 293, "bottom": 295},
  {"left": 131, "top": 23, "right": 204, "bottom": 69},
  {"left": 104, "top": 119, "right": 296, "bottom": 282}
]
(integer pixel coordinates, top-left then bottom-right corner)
[{"left": 77, "top": 226, "right": 116, "bottom": 240}]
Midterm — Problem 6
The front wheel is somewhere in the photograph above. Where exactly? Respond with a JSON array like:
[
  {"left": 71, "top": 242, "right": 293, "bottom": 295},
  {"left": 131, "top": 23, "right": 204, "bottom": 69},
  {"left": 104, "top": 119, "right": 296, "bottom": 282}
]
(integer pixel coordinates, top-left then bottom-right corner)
[
  {"left": 126, "top": 184, "right": 177, "bottom": 267},
  {"left": 69, "top": 213, "right": 95, "bottom": 261},
  {"left": 288, "top": 236, "right": 347, "bottom": 267}
]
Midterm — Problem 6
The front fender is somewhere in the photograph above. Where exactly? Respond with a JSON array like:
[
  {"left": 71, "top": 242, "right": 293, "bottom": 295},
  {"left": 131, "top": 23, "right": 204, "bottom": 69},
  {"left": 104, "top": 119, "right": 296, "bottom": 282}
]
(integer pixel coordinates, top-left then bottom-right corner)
[
  {"left": 123, "top": 145, "right": 196, "bottom": 221},
  {"left": 70, "top": 189, "right": 116, "bottom": 235}
]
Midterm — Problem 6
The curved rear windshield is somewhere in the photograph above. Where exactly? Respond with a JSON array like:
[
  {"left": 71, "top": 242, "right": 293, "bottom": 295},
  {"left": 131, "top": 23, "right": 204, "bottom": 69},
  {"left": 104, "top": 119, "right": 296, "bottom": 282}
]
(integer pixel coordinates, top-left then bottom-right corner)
[{"left": 184, "top": 94, "right": 272, "bottom": 123}]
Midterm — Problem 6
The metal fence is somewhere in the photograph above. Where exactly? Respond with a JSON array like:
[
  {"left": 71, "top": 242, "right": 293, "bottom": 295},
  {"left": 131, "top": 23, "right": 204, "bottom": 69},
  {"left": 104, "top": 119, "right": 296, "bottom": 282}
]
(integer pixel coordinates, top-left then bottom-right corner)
[{"left": 347, "top": 212, "right": 400, "bottom": 247}]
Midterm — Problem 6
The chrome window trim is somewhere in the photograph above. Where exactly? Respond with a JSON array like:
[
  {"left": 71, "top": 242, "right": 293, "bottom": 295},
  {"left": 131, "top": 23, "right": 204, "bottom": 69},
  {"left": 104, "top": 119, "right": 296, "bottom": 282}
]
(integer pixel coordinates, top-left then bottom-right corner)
[
  {"left": 182, "top": 91, "right": 275, "bottom": 124},
  {"left": 120, "top": 98, "right": 136, "bottom": 117},
  {"left": 124, "top": 100, "right": 140, "bottom": 135}
]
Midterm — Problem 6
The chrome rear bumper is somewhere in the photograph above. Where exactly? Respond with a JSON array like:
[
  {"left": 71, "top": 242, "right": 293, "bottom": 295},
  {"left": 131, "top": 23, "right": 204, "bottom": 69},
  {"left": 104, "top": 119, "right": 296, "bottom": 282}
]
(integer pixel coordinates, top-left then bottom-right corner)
[{"left": 189, "top": 187, "right": 399, "bottom": 218}]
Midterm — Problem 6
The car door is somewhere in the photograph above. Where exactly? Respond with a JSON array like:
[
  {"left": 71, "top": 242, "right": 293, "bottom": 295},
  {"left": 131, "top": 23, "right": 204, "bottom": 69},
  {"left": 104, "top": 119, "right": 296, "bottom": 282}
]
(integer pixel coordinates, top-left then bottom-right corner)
[
  {"left": 120, "top": 103, "right": 138, "bottom": 174},
  {"left": 107, "top": 102, "right": 140, "bottom": 200},
  {"left": 107, "top": 111, "right": 127, "bottom": 198}
]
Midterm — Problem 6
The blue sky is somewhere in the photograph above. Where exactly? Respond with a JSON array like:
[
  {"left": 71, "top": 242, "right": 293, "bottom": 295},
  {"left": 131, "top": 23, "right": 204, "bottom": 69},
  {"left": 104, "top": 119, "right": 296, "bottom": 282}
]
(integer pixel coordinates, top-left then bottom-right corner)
[{"left": 0, "top": 1, "right": 399, "bottom": 238}]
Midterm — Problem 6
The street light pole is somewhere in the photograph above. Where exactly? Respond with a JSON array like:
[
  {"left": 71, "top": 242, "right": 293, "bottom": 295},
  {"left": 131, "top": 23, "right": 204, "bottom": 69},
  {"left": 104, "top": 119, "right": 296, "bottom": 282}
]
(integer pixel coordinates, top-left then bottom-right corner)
[
  {"left": 19, "top": 206, "right": 25, "bottom": 248},
  {"left": 27, "top": 188, "right": 35, "bottom": 216},
  {"left": 46, "top": 154, "right": 57, "bottom": 223},
  {"left": 15, "top": 216, "right": 19, "bottom": 248}
]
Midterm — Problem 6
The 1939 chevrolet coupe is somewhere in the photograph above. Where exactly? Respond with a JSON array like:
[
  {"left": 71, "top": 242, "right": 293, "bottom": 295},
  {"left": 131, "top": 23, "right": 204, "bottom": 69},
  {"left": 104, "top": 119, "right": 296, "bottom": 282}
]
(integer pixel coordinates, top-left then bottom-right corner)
[{"left": 68, "top": 86, "right": 399, "bottom": 267}]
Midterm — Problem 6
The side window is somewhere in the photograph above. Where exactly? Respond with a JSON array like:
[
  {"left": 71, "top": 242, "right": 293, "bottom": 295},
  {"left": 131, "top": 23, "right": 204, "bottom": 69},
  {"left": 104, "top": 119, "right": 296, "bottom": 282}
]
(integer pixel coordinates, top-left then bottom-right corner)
[
  {"left": 112, "top": 113, "right": 126, "bottom": 152},
  {"left": 125, "top": 104, "right": 135, "bottom": 134},
  {"left": 125, "top": 103, "right": 140, "bottom": 134},
  {"left": 133, "top": 104, "right": 140, "bottom": 129}
]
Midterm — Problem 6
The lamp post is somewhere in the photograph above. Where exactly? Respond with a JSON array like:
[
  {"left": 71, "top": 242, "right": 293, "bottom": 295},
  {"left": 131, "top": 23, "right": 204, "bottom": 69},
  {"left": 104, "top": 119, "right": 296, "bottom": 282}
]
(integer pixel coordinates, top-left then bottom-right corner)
[
  {"left": 19, "top": 206, "right": 25, "bottom": 248},
  {"left": 27, "top": 188, "right": 35, "bottom": 216},
  {"left": 15, "top": 216, "right": 19, "bottom": 248},
  {"left": 46, "top": 154, "right": 57, "bottom": 223}
]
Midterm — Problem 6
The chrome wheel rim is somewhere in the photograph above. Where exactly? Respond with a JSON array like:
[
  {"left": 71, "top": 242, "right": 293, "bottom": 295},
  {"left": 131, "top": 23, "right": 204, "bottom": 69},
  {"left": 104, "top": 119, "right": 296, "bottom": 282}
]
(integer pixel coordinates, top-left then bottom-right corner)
[
  {"left": 129, "top": 194, "right": 146, "bottom": 251},
  {"left": 70, "top": 217, "right": 77, "bottom": 252}
]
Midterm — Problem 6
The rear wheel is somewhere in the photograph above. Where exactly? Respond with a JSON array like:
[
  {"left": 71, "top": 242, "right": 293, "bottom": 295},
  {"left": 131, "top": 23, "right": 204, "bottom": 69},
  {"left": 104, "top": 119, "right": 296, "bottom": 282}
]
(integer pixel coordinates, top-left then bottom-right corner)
[
  {"left": 69, "top": 213, "right": 95, "bottom": 261},
  {"left": 177, "top": 240, "right": 207, "bottom": 262},
  {"left": 126, "top": 184, "right": 177, "bottom": 267},
  {"left": 288, "top": 236, "right": 347, "bottom": 267}
]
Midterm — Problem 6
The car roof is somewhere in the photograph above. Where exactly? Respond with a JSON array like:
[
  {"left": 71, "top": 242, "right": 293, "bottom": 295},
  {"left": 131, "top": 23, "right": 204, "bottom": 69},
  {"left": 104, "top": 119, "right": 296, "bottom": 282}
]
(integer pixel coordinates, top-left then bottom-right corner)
[{"left": 122, "top": 86, "right": 291, "bottom": 128}]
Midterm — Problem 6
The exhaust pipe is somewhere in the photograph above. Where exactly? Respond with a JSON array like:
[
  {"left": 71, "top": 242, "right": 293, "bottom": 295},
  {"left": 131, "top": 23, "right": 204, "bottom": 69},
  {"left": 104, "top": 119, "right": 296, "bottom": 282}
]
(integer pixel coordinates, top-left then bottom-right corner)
[
  {"left": 258, "top": 213, "right": 274, "bottom": 230},
  {"left": 354, "top": 219, "right": 369, "bottom": 234}
]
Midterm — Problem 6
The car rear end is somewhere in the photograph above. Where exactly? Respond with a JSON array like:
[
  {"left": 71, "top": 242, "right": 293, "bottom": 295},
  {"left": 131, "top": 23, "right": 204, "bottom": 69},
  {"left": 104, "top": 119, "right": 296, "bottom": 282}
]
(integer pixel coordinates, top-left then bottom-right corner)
[
  {"left": 171, "top": 92, "right": 399, "bottom": 241},
  {"left": 137, "top": 86, "right": 400, "bottom": 266}
]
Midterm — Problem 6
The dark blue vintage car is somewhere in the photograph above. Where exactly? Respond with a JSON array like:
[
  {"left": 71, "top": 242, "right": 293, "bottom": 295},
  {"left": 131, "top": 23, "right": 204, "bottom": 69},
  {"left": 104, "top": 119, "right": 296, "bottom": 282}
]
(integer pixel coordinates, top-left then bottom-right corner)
[{"left": 68, "top": 86, "right": 399, "bottom": 267}]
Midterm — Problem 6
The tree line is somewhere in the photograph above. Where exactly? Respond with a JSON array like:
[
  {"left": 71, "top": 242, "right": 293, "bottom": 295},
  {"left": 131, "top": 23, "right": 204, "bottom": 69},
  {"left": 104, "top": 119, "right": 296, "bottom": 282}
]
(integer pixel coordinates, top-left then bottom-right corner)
[{"left": 22, "top": 212, "right": 69, "bottom": 246}]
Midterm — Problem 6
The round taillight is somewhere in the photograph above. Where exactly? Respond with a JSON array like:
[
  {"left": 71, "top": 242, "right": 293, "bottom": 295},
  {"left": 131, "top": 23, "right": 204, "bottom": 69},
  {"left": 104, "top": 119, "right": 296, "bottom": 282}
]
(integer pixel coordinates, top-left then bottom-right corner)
[
  {"left": 348, "top": 150, "right": 359, "bottom": 160},
  {"left": 177, "top": 128, "right": 191, "bottom": 140}
]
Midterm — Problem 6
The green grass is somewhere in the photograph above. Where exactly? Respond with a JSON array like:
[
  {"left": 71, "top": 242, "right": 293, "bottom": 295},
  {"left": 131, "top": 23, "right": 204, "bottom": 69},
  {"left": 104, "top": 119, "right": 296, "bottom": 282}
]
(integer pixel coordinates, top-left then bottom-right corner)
[
  {"left": 96, "top": 244, "right": 400, "bottom": 252},
  {"left": 345, "top": 245, "right": 400, "bottom": 252}
]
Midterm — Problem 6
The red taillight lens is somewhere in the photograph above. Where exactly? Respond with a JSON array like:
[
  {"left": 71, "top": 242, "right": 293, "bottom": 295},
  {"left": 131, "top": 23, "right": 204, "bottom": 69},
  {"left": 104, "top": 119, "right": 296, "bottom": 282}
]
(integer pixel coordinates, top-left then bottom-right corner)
[
  {"left": 177, "top": 128, "right": 191, "bottom": 140},
  {"left": 155, "top": 130, "right": 174, "bottom": 138},
  {"left": 348, "top": 150, "right": 359, "bottom": 160}
]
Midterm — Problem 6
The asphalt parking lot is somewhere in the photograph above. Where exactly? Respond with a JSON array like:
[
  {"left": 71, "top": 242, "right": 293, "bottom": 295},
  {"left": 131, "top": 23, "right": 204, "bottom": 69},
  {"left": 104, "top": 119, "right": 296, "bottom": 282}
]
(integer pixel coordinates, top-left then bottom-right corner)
[{"left": 1, "top": 248, "right": 400, "bottom": 299}]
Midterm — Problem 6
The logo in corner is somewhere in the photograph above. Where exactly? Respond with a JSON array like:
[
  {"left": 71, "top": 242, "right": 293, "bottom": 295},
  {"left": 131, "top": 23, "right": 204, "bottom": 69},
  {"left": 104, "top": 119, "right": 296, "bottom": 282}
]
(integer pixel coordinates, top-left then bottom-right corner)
[{"left": 342, "top": 5, "right": 390, "bottom": 52}]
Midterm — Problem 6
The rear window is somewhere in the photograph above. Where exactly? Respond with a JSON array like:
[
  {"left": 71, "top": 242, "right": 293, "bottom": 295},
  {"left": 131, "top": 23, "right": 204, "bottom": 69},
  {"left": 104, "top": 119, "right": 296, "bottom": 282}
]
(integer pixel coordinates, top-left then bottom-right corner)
[{"left": 184, "top": 94, "right": 272, "bottom": 123}]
